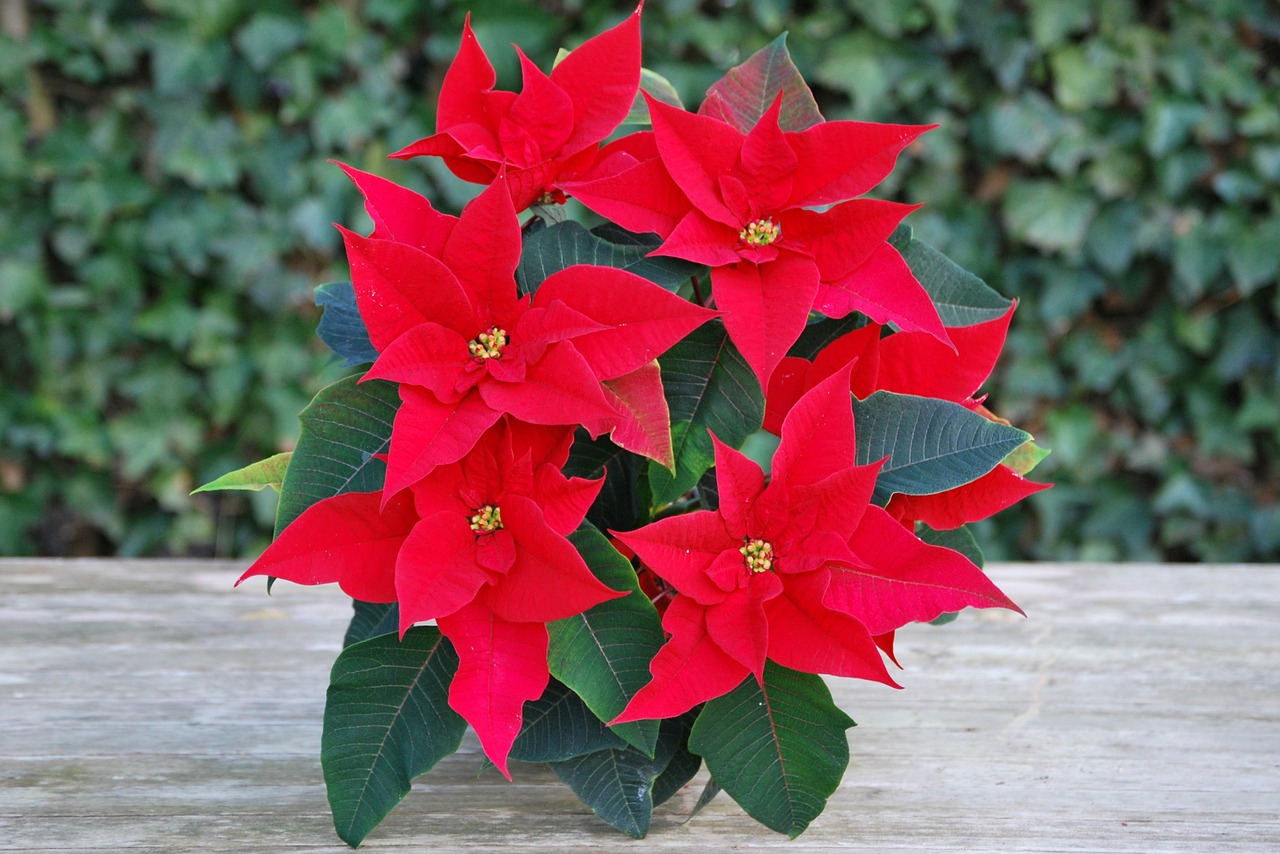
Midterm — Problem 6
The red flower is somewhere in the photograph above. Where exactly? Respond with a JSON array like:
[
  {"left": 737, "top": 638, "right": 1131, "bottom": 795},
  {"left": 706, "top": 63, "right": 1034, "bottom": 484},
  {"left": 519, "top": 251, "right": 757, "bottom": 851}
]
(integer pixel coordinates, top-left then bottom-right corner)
[
  {"left": 610, "top": 365, "right": 1021, "bottom": 722},
  {"left": 337, "top": 171, "right": 718, "bottom": 496},
  {"left": 764, "top": 305, "right": 1049, "bottom": 529},
  {"left": 237, "top": 418, "right": 624, "bottom": 777},
  {"left": 564, "top": 96, "right": 945, "bottom": 388},
  {"left": 388, "top": 6, "right": 643, "bottom": 211}
]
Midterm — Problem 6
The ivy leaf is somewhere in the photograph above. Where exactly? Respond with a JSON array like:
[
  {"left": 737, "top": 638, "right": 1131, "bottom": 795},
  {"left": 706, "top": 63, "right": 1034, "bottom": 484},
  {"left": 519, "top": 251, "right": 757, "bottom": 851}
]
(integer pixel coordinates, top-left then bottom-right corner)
[
  {"left": 343, "top": 600, "right": 399, "bottom": 647},
  {"left": 689, "top": 663, "right": 855, "bottom": 837},
  {"left": 509, "top": 678, "right": 626, "bottom": 763},
  {"left": 516, "top": 220, "right": 703, "bottom": 295},
  {"left": 648, "top": 321, "right": 763, "bottom": 507},
  {"left": 900, "top": 237, "right": 1012, "bottom": 327},
  {"left": 192, "top": 452, "right": 290, "bottom": 493},
  {"left": 315, "top": 281, "right": 378, "bottom": 367},
  {"left": 853, "top": 392, "right": 1030, "bottom": 502},
  {"left": 548, "top": 523, "right": 665, "bottom": 755},
  {"left": 274, "top": 375, "right": 398, "bottom": 536},
  {"left": 698, "top": 33, "right": 824, "bottom": 133},
  {"left": 322, "top": 627, "right": 465, "bottom": 848}
]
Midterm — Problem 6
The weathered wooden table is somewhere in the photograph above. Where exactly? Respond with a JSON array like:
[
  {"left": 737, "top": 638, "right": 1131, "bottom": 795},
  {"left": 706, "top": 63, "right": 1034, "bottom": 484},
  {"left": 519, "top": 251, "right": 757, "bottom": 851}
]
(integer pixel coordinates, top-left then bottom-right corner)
[{"left": 1, "top": 560, "right": 1276, "bottom": 852}]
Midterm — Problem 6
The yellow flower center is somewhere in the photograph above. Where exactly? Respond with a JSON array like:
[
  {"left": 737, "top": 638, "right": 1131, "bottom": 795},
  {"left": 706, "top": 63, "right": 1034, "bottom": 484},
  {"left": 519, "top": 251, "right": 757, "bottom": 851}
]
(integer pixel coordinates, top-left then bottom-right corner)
[
  {"left": 469, "top": 504, "right": 503, "bottom": 533},
  {"left": 469, "top": 327, "right": 507, "bottom": 360},
  {"left": 740, "top": 538, "right": 775, "bottom": 573},
  {"left": 739, "top": 218, "right": 781, "bottom": 247}
]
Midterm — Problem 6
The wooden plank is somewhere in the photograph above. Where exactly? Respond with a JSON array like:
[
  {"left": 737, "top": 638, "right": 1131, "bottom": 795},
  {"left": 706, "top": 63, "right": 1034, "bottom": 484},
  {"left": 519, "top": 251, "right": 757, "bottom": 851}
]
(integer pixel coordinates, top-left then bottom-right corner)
[{"left": 1, "top": 559, "right": 1278, "bottom": 852}]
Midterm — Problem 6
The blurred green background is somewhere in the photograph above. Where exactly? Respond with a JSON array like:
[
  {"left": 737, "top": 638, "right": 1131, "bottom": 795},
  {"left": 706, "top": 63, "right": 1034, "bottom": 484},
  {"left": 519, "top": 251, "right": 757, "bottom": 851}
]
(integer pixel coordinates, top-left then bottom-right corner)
[{"left": 1, "top": 0, "right": 1277, "bottom": 561}]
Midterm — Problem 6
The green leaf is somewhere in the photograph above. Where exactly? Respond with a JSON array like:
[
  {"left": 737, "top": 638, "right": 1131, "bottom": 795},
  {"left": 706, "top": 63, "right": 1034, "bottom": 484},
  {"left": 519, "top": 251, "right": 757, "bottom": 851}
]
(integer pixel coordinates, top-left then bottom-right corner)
[
  {"left": 689, "top": 663, "right": 855, "bottom": 837},
  {"left": 274, "top": 375, "right": 398, "bottom": 536},
  {"left": 548, "top": 523, "right": 666, "bottom": 755},
  {"left": 623, "top": 67, "right": 685, "bottom": 125},
  {"left": 650, "top": 711, "right": 702, "bottom": 807},
  {"left": 701, "top": 33, "right": 824, "bottom": 133},
  {"left": 853, "top": 392, "right": 1030, "bottom": 502},
  {"left": 564, "top": 431, "right": 652, "bottom": 533},
  {"left": 343, "top": 600, "right": 398, "bottom": 647},
  {"left": 900, "top": 237, "right": 1013, "bottom": 327},
  {"left": 516, "top": 220, "right": 703, "bottom": 295},
  {"left": 917, "top": 523, "right": 985, "bottom": 569},
  {"left": 789, "top": 313, "right": 870, "bottom": 360},
  {"left": 648, "top": 321, "right": 764, "bottom": 506},
  {"left": 1002, "top": 439, "right": 1051, "bottom": 476},
  {"left": 509, "top": 678, "right": 626, "bottom": 763},
  {"left": 315, "top": 281, "right": 378, "bottom": 367},
  {"left": 322, "top": 628, "right": 465, "bottom": 847},
  {"left": 192, "top": 452, "right": 290, "bottom": 494}
]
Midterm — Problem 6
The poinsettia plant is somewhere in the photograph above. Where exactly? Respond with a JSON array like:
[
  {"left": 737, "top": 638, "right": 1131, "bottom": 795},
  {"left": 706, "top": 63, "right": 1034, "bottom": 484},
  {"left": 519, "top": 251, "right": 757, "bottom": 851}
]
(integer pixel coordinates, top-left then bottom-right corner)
[{"left": 201, "top": 6, "right": 1049, "bottom": 844}]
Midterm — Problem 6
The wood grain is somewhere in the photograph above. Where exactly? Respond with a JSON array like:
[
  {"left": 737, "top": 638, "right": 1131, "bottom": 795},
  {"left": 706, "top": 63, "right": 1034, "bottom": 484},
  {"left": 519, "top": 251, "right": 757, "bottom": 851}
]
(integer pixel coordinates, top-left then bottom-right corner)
[{"left": 1, "top": 559, "right": 1277, "bottom": 852}]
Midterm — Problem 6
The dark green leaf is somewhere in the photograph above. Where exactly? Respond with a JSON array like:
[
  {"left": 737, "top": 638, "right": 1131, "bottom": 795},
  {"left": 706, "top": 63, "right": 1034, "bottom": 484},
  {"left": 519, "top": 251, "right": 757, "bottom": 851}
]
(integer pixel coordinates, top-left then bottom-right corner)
[
  {"left": 701, "top": 33, "right": 824, "bottom": 133},
  {"left": 789, "top": 314, "right": 871, "bottom": 360},
  {"left": 650, "top": 711, "right": 702, "bottom": 807},
  {"left": 916, "top": 524, "right": 984, "bottom": 624},
  {"left": 509, "top": 679, "right": 626, "bottom": 763},
  {"left": 315, "top": 282, "right": 378, "bottom": 368},
  {"left": 564, "top": 431, "right": 651, "bottom": 533},
  {"left": 516, "top": 220, "right": 703, "bottom": 294},
  {"left": 854, "top": 392, "right": 1030, "bottom": 502},
  {"left": 274, "top": 375, "right": 398, "bottom": 536},
  {"left": 322, "top": 628, "right": 465, "bottom": 847},
  {"left": 690, "top": 663, "right": 855, "bottom": 837},
  {"left": 343, "top": 600, "right": 399, "bottom": 647},
  {"left": 901, "top": 238, "right": 1012, "bottom": 327},
  {"left": 648, "top": 321, "right": 764, "bottom": 507}
]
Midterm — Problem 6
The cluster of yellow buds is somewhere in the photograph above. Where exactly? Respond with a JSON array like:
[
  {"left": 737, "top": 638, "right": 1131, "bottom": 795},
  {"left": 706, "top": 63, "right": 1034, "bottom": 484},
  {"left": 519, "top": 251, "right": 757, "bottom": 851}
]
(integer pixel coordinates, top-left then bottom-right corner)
[
  {"left": 740, "top": 538, "right": 775, "bottom": 573},
  {"left": 738, "top": 217, "right": 781, "bottom": 247},
  {"left": 468, "top": 327, "right": 508, "bottom": 360},
  {"left": 469, "top": 504, "right": 503, "bottom": 533}
]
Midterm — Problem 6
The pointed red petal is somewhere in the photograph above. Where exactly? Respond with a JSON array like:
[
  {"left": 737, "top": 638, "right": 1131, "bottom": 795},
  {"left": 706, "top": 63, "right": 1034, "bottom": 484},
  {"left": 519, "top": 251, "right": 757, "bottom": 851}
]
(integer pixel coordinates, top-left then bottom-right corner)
[
  {"left": 478, "top": 342, "right": 619, "bottom": 430},
  {"left": 505, "top": 48, "right": 574, "bottom": 160},
  {"left": 710, "top": 433, "right": 765, "bottom": 539},
  {"left": 439, "top": 601, "right": 550, "bottom": 778},
  {"left": 611, "top": 512, "right": 737, "bottom": 606},
  {"left": 394, "top": 510, "right": 489, "bottom": 632},
  {"left": 705, "top": 586, "right": 773, "bottom": 681},
  {"left": 384, "top": 387, "right": 501, "bottom": 498},
  {"left": 551, "top": 4, "right": 643, "bottom": 154},
  {"left": 874, "top": 630, "right": 900, "bottom": 668},
  {"left": 441, "top": 180, "right": 522, "bottom": 319},
  {"left": 610, "top": 595, "right": 750, "bottom": 723},
  {"left": 561, "top": 154, "right": 690, "bottom": 236},
  {"left": 535, "top": 265, "right": 719, "bottom": 380},
  {"left": 886, "top": 464, "right": 1050, "bottom": 530},
  {"left": 828, "top": 505, "right": 1024, "bottom": 635},
  {"left": 236, "top": 491, "right": 414, "bottom": 603},
  {"left": 338, "top": 227, "right": 476, "bottom": 350},
  {"left": 765, "top": 572, "right": 900, "bottom": 685},
  {"left": 363, "top": 322, "right": 472, "bottom": 401},
  {"left": 787, "top": 199, "right": 921, "bottom": 282},
  {"left": 810, "top": 323, "right": 884, "bottom": 398},
  {"left": 713, "top": 254, "right": 820, "bottom": 390},
  {"left": 333, "top": 161, "right": 457, "bottom": 255},
  {"left": 532, "top": 465, "right": 604, "bottom": 537},
  {"left": 790, "top": 460, "right": 881, "bottom": 539},
  {"left": 816, "top": 242, "right": 952, "bottom": 349},
  {"left": 510, "top": 300, "right": 605, "bottom": 354},
  {"left": 599, "top": 361, "right": 674, "bottom": 467},
  {"left": 650, "top": 209, "right": 744, "bottom": 267},
  {"left": 876, "top": 303, "right": 1016, "bottom": 402},
  {"left": 772, "top": 360, "right": 857, "bottom": 489},
  {"left": 762, "top": 356, "right": 811, "bottom": 436},
  {"left": 436, "top": 15, "right": 498, "bottom": 131},
  {"left": 738, "top": 95, "right": 797, "bottom": 212},
  {"left": 786, "top": 121, "right": 935, "bottom": 208},
  {"left": 646, "top": 95, "right": 743, "bottom": 226}
]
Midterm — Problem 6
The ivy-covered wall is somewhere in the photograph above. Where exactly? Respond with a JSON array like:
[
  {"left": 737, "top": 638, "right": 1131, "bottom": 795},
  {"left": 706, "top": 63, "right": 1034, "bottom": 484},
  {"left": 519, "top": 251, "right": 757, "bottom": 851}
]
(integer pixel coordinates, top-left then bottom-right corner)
[{"left": 2, "top": 0, "right": 1276, "bottom": 560}]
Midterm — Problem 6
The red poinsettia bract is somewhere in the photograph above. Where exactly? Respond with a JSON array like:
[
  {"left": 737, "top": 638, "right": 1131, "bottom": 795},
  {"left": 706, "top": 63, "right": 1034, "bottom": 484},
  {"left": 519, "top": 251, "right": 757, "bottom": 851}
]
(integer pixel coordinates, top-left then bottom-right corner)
[
  {"left": 338, "top": 172, "right": 718, "bottom": 496},
  {"left": 764, "top": 305, "right": 1049, "bottom": 529},
  {"left": 610, "top": 365, "right": 1022, "bottom": 723},
  {"left": 237, "top": 418, "right": 624, "bottom": 776},
  {"left": 565, "top": 95, "right": 946, "bottom": 389},
  {"left": 389, "top": 6, "right": 643, "bottom": 211}
]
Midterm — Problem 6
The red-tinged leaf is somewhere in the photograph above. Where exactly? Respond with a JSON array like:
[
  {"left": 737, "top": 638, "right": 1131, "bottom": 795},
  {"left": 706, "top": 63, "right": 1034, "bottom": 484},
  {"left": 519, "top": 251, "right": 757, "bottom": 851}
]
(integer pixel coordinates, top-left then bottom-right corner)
[
  {"left": 651, "top": 209, "right": 743, "bottom": 267},
  {"left": 611, "top": 595, "right": 750, "bottom": 723},
  {"left": 364, "top": 322, "right": 472, "bottom": 401},
  {"left": 339, "top": 227, "right": 476, "bottom": 350},
  {"left": 698, "top": 33, "right": 824, "bottom": 134},
  {"left": 442, "top": 180, "right": 522, "bottom": 320},
  {"left": 237, "top": 491, "right": 414, "bottom": 603},
  {"left": 786, "top": 121, "right": 934, "bottom": 209},
  {"left": 611, "top": 511, "right": 737, "bottom": 606},
  {"left": 705, "top": 577, "right": 781, "bottom": 681},
  {"left": 533, "top": 466, "right": 604, "bottom": 537},
  {"left": 646, "top": 95, "right": 743, "bottom": 227},
  {"left": 788, "top": 199, "right": 921, "bottom": 283},
  {"left": 333, "top": 162, "right": 456, "bottom": 256},
  {"left": 438, "top": 601, "right": 550, "bottom": 778},
  {"left": 876, "top": 303, "right": 1016, "bottom": 402},
  {"left": 738, "top": 95, "right": 797, "bottom": 211},
  {"left": 478, "top": 341, "right": 619, "bottom": 429},
  {"left": 710, "top": 433, "right": 765, "bottom": 539},
  {"left": 816, "top": 241, "right": 952, "bottom": 349},
  {"left": 536, "top": 265, "right": 719, "bottom": 380},
  {"left": 886, "top": 464, "right": 1050, "bottom": 530},
  {"left": 599, "top": 361, "right": 674, "bottom": 467},
  {"left": 764, "top": 573, "right": 899, "bottom": 686},
  {"left": 435, "top": 14, "right": 498, "bottom": 131},
  {"left": 772, "top": 361, "right": 857, "bottom": 488},
  {"left": 384, "top": 387, "right": 501, "bottom": 498},
  {"left": 831, "top": 504, "right": 1023, "bottom": 635},
  {"left": 762, "top": 356, "right": 810, "bottom": 436},
  {"left": 713, "top": 254, "right": 820, "bottom": 390},
  {"left": 506, "top": 49, "right": 574, "bottom": 162},
  {"left": 486, "top": 496, "right": 623, "bottom": 623},
  {"left": 394, "top": 510, "right": 489, "bottom": 632},
  {"left": 561, "top": 154, "right": 689, "bottom": 236},
  {"left": 551, "top": 3, "right": 643, "bottom": 155}
]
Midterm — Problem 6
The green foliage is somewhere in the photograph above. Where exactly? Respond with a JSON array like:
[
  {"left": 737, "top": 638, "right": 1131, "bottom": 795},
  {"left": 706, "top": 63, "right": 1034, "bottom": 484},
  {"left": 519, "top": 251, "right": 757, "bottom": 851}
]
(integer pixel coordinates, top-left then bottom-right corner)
[{"left": 3, "top": 0, "right": 1277, "bottom": 561}]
